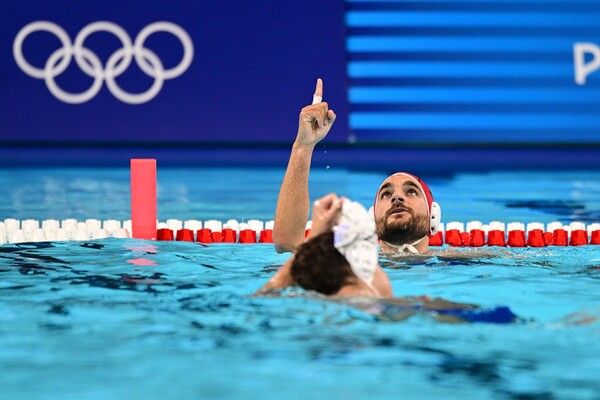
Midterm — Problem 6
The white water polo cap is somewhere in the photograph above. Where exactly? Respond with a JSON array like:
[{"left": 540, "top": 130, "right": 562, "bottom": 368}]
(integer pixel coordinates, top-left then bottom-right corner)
[
  {"left": 373, "top": 172, "right": 441, "bottom": 237},
  {"left": 333, "top": 199, "right": 379, "bottom": 286}
]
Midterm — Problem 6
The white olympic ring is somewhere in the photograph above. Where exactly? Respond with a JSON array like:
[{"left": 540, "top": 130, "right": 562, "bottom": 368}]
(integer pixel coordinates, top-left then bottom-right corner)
[{"left": 13, "top": 20, "right": 194, "bottom": 104}]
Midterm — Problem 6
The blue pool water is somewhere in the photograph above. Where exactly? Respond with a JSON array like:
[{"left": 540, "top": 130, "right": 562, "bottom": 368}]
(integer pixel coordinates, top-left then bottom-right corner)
[{"left": 1, "top": 167, "right": 599, "bottom": 400}]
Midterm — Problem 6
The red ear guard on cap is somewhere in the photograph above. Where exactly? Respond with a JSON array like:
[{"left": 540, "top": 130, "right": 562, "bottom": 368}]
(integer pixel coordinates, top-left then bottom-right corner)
[{"left": 373, "top": 172, "right": 441, "bottom": 237}]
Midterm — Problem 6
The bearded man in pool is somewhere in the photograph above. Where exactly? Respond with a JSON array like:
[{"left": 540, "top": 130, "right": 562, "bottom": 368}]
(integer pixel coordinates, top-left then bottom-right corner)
[{"left": 273, "top": 79, "right": 440, "bottom": 256}]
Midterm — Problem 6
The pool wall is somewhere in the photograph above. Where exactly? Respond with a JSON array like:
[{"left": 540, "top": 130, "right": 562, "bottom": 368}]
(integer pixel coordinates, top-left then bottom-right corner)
[{"left": 1, "top": 144, "right": 599, "bottom": 174}]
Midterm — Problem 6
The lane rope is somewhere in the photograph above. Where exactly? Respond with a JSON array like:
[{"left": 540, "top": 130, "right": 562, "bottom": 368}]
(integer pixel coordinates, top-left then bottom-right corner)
[{"left": 1, "top": 218, "right": 599, "bottom": 246}]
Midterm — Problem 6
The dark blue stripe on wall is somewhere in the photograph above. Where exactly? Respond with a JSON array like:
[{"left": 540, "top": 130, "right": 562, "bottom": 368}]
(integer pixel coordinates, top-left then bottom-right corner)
[
  {"left": 344, "top": 0, "right": 600, "bottom": 144},
  {"left": 346, "top": 1, "right": 600, "bottom": 13}
]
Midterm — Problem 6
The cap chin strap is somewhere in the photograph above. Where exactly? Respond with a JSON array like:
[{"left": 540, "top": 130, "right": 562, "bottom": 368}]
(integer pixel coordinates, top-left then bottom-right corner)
[{"left": 381, "top": 235, "right": 427, "bottom": 254}]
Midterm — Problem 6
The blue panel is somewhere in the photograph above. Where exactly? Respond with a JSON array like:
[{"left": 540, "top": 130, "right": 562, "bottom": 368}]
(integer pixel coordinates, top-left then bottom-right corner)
[
  {"left": 348, "top": 62, "right": 571, "bottom": 78},
  {"left": 347, "top": 37, "right": 576, "bottom": 52},
  {"left": 345, "top": 0, "right": 600, "bottom": 144},
  {"left": 346, "top": 12, "right": 600, "bottom": 27},
  {"left": 350, "top": 112, "right": 600, "bottom": 129},
  {"left": 349, "top": 88, "right": 600, "bottom": 103}
]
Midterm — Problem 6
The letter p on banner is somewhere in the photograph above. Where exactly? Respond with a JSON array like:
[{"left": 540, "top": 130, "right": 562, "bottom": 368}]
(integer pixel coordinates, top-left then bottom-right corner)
[{"left": 574, "top": 43, "right": 600, "bottom": 85}]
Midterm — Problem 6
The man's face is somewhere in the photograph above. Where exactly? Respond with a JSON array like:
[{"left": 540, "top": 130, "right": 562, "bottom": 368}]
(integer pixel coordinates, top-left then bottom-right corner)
[{"left": 374, "top": 175, "right": 430, "bottom": 244}]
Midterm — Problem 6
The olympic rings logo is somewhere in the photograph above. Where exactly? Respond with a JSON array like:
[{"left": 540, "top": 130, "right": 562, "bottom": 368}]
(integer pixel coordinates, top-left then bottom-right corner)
[{"left": 13, "top": 21, "right": 194, "bottom": 104}]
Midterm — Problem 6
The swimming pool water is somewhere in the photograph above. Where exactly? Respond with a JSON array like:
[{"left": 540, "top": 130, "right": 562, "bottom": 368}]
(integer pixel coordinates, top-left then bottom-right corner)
[
  {"left": 2, "top": 167, "right": 599, "bottom": 225},
  {"left": 1, "top": 167, "right": 599, "bottom": 400}
]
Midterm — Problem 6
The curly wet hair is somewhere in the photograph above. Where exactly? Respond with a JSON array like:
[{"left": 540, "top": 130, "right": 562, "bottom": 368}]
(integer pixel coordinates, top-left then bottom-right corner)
[{"left": 290, "top": 232, "right": 354, "bottom": 295}]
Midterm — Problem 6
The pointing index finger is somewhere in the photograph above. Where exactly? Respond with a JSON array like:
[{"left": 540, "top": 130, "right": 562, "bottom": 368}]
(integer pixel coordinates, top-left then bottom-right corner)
[
  {"left": 312, "top": 78, "right": 323, "bottom": 104},
  {"left": 314, "top": 78, "right": 323, "bottom": 98}
]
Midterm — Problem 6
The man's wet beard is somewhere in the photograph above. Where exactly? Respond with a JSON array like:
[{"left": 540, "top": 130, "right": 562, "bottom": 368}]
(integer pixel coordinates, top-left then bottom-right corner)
[{"left": 377, "top": 212, "right": 429, "bottom": 245}]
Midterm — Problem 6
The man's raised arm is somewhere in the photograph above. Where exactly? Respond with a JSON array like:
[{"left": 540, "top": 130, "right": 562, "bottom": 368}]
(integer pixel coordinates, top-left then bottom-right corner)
[{"left": 272, "top": 79, "right": 336, "bottom": 253}]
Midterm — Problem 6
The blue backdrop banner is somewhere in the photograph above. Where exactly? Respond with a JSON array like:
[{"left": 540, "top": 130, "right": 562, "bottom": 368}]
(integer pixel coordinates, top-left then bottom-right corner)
[
  {"left": 4, "top": 1, "right": 600, "bottom": 149},
  {"left": 0, "top": 1, "right": 349, "bottom": 144}
]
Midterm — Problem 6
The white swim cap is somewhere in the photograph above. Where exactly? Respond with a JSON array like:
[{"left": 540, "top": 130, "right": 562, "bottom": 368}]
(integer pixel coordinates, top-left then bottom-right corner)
[{"left": 333, "top": 199, "right": 379, "bottom": 286}]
